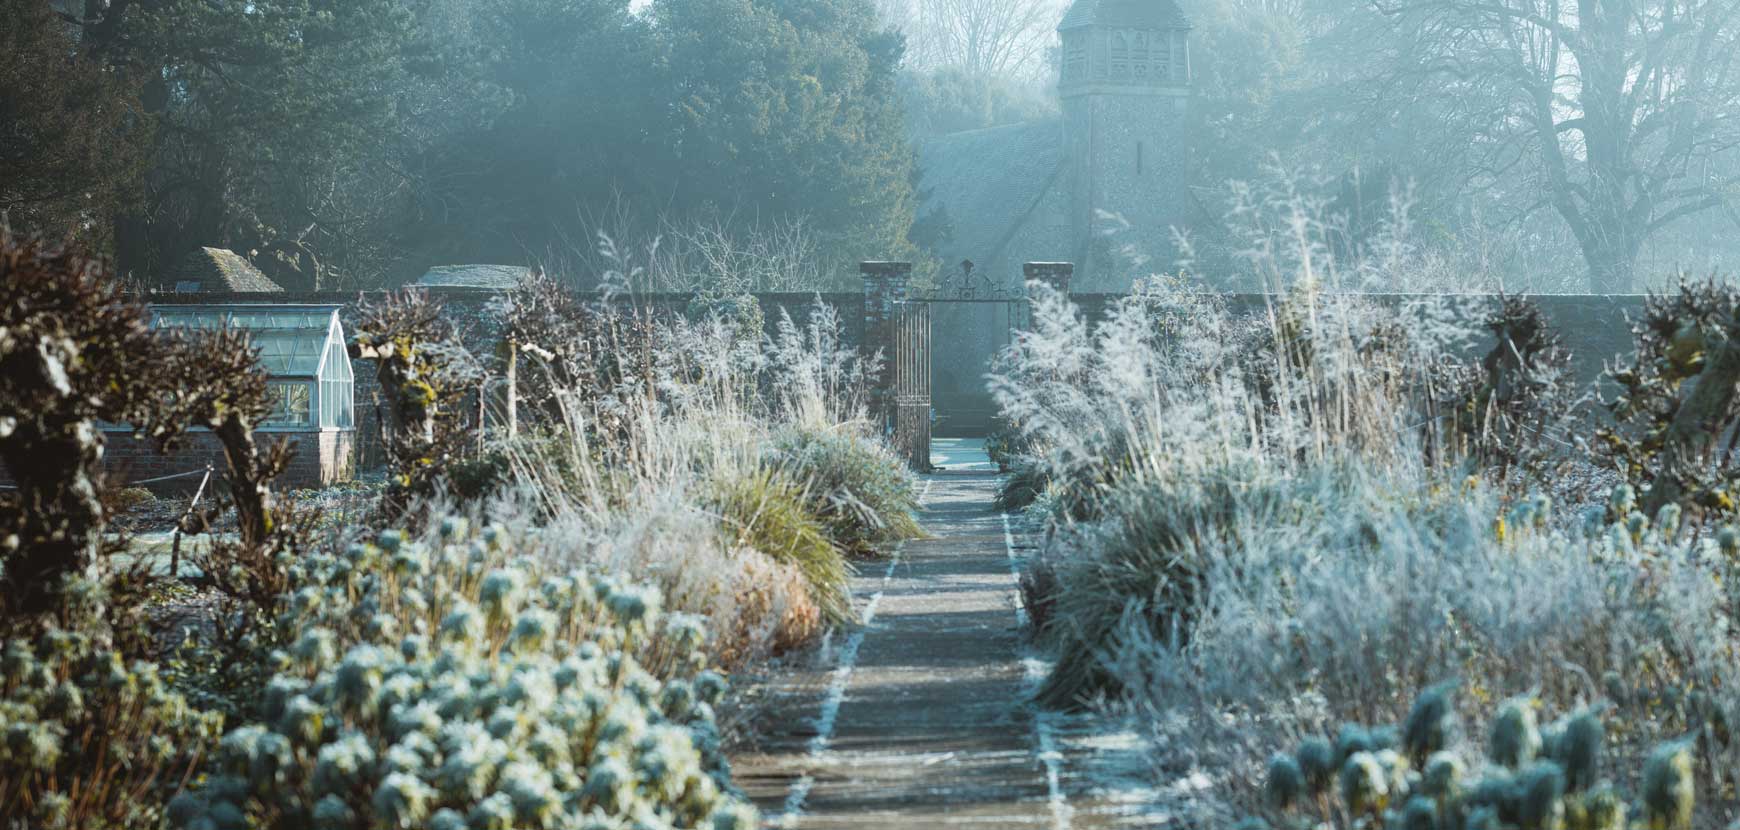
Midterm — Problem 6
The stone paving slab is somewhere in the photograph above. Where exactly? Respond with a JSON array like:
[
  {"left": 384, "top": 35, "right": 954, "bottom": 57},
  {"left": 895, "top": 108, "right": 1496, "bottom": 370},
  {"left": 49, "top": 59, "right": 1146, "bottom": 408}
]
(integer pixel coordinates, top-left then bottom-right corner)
[{"left": 732, "top": 472, "right": 1167, "bottom": 829}]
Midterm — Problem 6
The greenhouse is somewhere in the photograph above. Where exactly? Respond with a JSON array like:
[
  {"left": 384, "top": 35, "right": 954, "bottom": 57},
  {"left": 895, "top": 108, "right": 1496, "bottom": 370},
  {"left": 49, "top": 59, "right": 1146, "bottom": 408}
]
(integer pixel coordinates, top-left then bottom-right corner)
[
  {"left": 97, "top": 304, "right": 360, "bottom": 489},
  {"left": 148, "top": 305, "right": 356, "bottom": 431}
]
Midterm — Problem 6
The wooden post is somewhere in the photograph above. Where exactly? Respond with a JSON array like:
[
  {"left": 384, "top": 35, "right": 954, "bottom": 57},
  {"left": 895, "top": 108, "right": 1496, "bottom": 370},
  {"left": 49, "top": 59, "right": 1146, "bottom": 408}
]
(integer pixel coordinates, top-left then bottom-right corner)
[{"left": 505, "top": 342, "right": 518, "bottom": 441}]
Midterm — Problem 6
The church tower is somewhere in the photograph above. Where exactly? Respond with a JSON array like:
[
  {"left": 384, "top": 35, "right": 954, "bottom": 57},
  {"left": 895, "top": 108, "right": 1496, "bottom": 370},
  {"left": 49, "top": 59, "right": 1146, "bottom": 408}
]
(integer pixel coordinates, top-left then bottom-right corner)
[{"left": 1057, "top": 0, "right": 1192, "bottom": 289}]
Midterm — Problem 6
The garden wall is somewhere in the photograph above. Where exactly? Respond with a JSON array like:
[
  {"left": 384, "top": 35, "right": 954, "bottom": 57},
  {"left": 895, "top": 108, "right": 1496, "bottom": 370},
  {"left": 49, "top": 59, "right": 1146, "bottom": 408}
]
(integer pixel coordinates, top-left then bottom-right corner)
[
  {"left": 1069, "top": 292, "right": 1645, "bottom": 386},
  {"left": 101, "top": 430, "right": 355, "bottom": 492},
  {"left": 924, "top": 292, "right": 1649, "bottom": 436},
  {"left": 0, "top": 288, "right": 868, "bottom": 492},
  {"left": 0, "top": 285, "right": 1647, "bottom": 490},
  {"left": 168, "top": 289, "right": 864, "bottom": 462}
]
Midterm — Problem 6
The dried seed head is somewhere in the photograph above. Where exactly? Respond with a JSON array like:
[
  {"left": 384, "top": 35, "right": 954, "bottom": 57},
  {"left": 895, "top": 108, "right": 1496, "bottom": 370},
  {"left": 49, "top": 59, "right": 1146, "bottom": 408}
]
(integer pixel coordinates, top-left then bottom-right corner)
[
  {"left": 1297, "top": 736, "right": 1336, "bottom": 796},
  {"left": 1335, "top": 723, "right": 1374, "bottom": 767},
  {"left": 1403, "top": 682, "right": 1458, "bottom": 763},
  {"left": 1339, "top": 751, "right": 1389, "bottom": 816},
  {"left": 1265, "top": 753, "right": 1305, "bottom": 809},
  {"left": 1397, "top": 795, "right": 1437, "bottom": 830},
  {"left": 1489, "top": 697, "right": 1541, "bottom": 769},
  {"left": 1422, "top": 752, "right": 1462, "bottom": 799},
  {"left": 1641, "top": 741, "right": 1695, "bottom": 830},
  {"left": 1516, "top": 761, "right": 1566, "bottom": 830},
  {"left": 1552, "top": 709, "right": 1603, "bottom": 792}
]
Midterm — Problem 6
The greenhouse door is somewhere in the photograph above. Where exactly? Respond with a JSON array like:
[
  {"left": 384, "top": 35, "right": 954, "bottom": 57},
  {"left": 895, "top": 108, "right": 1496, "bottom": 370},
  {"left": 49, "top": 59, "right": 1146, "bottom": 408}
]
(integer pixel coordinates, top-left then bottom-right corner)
[{"left": 891, "top": 301, "right": 932, "bottom": 471}]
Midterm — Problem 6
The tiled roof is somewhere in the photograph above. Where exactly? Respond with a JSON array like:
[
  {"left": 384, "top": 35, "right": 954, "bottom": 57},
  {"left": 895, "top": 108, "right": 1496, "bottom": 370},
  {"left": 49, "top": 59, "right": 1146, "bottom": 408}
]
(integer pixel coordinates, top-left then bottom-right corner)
[
  {"left": 1059, "top": 0, "right": 1190, "bottom": 31},
  {"left": 172, "top": 247, "right": 283, "bottom": 293},
  {"left": 415, "top": 264, "right": 528, "bottom": 291},
  {"left": 917, "top": 120, "right": 1065, "bottom": 269}
]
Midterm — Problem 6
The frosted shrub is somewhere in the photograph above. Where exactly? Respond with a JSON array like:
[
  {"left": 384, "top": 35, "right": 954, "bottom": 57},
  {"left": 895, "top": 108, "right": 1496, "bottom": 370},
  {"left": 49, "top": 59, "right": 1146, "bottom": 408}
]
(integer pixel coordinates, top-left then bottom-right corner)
[
  {"left": 1441, "top": 295, "right": 1575, "bottom": 483},
  {"left": 1102, "top": 473, "right": 1740, "bottom": 826},
  {"left": 170, "top": 517, "right": 758, "bottom": 830},
  {"left": 1597, "top": 278, "right": 1740, "bottom": 527},
  {"left": 1248, "top": 691, "right": 1684, "bottom": 830},
  {"left": 349, "top": 290, "right": 485, "bottom": 514},
  {"left": 767, "top": 424, "right": 922, "bottom": 558},
  {"left": 764, "top": 300, "right": 877, "bottom": 427},
  {"left": 502, "top": 273, "right": 919, "bottom": 665},
  {"left": 556, "top": 491, "right": 823, "bottom": 665},
  {"left": 706, "top": 467, "right": 855, "bottom": 624},
  {"left": 991, "top": 278, "right": 1466, "bottom": 528},
  {"left": 505, "top": 286, "right": 918, "bottom": 658},
  {"left": 995, "top": 282, "right": 1740, "bottom": 824},
  {"left": 0, "top": 609, "right": 223, "bottom": 829}
]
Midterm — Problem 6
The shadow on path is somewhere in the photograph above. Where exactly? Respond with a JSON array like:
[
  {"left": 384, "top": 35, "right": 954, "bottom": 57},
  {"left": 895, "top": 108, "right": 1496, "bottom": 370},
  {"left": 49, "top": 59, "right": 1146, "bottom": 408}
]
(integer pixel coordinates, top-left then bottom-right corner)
[{"left": 731, "top": 471, "right": 1167, "bottom": 829}]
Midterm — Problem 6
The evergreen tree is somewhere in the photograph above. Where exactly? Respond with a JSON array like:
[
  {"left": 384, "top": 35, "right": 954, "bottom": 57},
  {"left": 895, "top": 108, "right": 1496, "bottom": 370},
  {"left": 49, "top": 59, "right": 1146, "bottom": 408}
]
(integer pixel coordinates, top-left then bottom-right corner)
[
  {"left": 0, "top": 0, "right": 152, "bottom": 246},
  {"left": 653, "top": 0, "right": 921, "bottom": 275}
]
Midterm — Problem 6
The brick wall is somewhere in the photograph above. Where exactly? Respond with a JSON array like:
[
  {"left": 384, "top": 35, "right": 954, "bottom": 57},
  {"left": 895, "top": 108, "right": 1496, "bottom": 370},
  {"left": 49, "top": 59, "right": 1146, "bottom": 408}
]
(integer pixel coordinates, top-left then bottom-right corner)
[
  {"left": 1070, "top": 291, "right": 1646, "bottom": 390},
  {"left": 0, "top": 286, "right": 868, "bottom": 492},
  {"left": 100, "top": 429, "right": 356, "bottom": 492},
  {"left": 118, "top": 288, "right": 868, "bottom": 476}
]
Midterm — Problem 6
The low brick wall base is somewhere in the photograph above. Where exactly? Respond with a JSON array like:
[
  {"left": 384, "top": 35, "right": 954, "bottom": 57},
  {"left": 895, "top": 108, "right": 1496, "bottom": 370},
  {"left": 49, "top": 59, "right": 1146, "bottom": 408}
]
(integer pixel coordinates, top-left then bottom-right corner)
[{"left": 99, "top": 430, "right": 355, "bottom": 492}]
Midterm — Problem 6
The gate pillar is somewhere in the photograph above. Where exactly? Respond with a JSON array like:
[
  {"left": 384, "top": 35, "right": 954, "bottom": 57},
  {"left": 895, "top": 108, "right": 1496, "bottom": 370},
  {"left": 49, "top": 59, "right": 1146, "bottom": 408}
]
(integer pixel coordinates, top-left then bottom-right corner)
[{"left": 1023, "top": 262, "right": 1074, "bottom": 297}]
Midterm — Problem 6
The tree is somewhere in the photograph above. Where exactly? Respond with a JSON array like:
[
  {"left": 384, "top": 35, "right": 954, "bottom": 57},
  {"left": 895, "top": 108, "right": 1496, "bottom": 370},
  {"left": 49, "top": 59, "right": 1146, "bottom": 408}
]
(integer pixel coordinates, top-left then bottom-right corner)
[
  {"left": 0, "top": 231, "right": 260, "bottom": 622},
  {"left": 877, "top": 0, "right": 1063, "bottom": 78},
  {"left": 0, "top": 0, "right": 152, "bottom": 245},
  {"left": 57, "top": 0, "right": 430, "bottom": 288},
  {"left": 897, "top": 63, "right": 1057, "bottom": 136},
  {"left": 390, "top": 0, "right": 657, "bottom": 270},
  {"left": 1367, "top": 0, "right": 1740, "bottom": 293},
  {"left": 653, "top": 0, "right": 922, "bottom": 274},
  {"left": 384, "top": 0, "right": 918, "bottom": 287},
  {"left": 12, "top": 0, "right": 924, "bottom": 288}
]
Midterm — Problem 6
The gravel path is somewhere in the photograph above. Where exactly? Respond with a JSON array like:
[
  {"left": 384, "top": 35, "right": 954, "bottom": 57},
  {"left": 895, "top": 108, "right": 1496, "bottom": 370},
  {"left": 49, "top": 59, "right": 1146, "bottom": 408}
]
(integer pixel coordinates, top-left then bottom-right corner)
[{"left": 731, "top": 468, "right": 1167, "bottom": 828}]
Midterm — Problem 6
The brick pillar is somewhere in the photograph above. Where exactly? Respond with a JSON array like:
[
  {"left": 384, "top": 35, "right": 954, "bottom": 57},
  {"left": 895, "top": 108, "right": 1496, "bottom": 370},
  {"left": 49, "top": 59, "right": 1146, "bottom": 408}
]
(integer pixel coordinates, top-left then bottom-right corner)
[
  {"left": 1023, "top": 262, "right": 1074, "bottom": 297},
  {"left": 861, "top": 261, "right": 911, "bottom": 433}
]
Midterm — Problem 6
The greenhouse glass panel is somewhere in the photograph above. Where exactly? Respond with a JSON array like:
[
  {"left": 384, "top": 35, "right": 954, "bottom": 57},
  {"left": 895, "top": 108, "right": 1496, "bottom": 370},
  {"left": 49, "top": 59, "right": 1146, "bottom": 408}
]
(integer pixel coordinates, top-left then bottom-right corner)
[
  {"left": 319, "top": 340, "right": 355, "bottom": 429},
  {"left": 147, "top": 305, "right": 355, "bottom": 431},
  {"left": 263, "top": 382, "right": 313, "bottom": 427}
]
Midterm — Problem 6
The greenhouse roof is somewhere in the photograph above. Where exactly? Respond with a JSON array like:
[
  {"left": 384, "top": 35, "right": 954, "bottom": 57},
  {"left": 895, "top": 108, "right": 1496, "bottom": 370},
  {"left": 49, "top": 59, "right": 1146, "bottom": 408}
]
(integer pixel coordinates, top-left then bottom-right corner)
[{"left": 149, "top": 305, "right": 344, "bottom": 377}]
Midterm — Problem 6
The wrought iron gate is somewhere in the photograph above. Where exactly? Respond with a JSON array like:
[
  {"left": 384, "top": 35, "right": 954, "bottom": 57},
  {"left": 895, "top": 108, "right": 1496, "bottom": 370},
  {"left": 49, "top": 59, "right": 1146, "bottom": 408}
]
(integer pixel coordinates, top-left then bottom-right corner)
[
  {"left": 891, "top": 301, "right": 931, "bottom": 471},
  {"left": 913, "top": 298, "right": 1029, "bottom": 436}
]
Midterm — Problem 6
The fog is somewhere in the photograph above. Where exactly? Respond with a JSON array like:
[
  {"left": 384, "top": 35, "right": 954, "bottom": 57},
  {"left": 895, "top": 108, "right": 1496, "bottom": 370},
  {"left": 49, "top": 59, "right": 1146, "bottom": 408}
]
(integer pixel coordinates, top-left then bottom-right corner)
[
  {"left": 8, "top": 0, "right": 1740, "bottom": 295},
  {"left": 16, "top": 4, "right": 1740, "bottom": 827}
]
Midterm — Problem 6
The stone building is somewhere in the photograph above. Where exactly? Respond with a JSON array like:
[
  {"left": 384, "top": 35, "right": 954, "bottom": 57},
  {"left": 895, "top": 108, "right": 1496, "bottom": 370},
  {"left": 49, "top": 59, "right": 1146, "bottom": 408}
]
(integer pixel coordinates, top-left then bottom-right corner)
[{"left": 917, "top": 0, "right": 1202, "bottom": 293}]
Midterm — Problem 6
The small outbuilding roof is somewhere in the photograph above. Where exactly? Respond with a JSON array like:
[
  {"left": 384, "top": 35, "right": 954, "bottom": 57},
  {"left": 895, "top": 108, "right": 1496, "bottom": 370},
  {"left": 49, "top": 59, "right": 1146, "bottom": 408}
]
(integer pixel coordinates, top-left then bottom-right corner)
[
  {"left": 414, "top": 264, "right": 529, "bottom": 291},
  {"left": 1058, "top": 0, "right": 1190, "bottom": 31},
  {"left": 149, "top": 305, "right": 344, "bottom": 377},
  {"left": 170, "top": 247, "right": 283, "bottom": 293}
]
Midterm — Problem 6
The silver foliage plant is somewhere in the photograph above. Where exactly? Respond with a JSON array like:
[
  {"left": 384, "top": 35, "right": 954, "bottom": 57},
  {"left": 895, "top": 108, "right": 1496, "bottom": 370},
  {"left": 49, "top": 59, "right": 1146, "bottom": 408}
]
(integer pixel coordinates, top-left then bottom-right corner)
[{"left": 167, "top": 512, "right": 758, "bottom": 830}]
